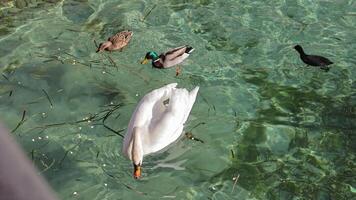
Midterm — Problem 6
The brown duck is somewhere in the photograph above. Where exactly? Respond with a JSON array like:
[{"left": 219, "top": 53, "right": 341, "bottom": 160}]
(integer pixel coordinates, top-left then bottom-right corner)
[{"left": 96, "top": 30, "right": 133, "bottom": 52}]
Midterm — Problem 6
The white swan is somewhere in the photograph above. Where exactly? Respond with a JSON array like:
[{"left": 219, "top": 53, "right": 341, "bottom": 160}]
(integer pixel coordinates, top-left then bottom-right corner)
[{"left": 122, "top": 83, "right": 199, "bottom": 179}]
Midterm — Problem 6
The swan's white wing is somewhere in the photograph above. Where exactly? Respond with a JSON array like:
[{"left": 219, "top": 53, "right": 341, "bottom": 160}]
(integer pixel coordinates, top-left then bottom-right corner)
[
  {"left": 183, "top": 86, "right": 199, "bottom": 122},
  {"left": 122, "top": 83, "right": 177, "bottom": 158},
  {"left": 144, "top": 86, "right": 199, "bottom": 154}
]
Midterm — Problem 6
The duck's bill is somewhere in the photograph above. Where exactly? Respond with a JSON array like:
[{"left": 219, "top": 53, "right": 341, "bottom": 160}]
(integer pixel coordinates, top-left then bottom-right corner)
[
  {"left": 133, "top": 164, "right": 141, "bottom": 179},
  {"left": 96, "top": 43, "right": 103, "bottom": 53},
  {"left": 140, "top": 58, "right": 149, "bottom": 64}
]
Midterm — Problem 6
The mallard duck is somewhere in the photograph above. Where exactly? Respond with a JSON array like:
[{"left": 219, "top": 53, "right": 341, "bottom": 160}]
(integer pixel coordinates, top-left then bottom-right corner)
[
  {"left": 294, "top": 45, "right": 333, "bottom": 72},
  {"left": 96, "top": 30, "right": 133, "bottom": 52},
  {"left": 140, "top": 45, "right": 194, "bottom": 73},
  {"left": 122, "top": 83, "right": 199, "bottom": 179}
]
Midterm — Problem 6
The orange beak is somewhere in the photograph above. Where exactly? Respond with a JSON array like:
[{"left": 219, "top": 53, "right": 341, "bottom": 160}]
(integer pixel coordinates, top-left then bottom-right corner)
[
  {"left": 141, "top": 58, "right": 149, "bottom": 64},
  {"left": 133, "top": 164, "right": 141, "bottom": 179}
]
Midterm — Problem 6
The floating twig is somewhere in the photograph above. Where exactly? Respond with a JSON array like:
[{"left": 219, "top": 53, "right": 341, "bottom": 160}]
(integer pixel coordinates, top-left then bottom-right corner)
[
  {"left": 185, "top": 132, "right": 204, "bottom": 143},
  {"left": 31, "top": 149, "right": 36, "bottom": 161},
  {"left": 105, "top": 54, "right": 118, "bottom": 70},
  {"left": 200, "top": 94, "right": 216, "bottom": 115},
  {"left": 59, "top": 140, "right": 82, "bottom": 168},
  {"left": 230, "top": 149, "right": 235, "bottom": 159},
  {"left": 330, "top": 36, "right": 342, "bottom": 41},
  {"left": 101, "top": 105, "right": 125, "bottom": 137},
  {"left": 26, "top": 103, "right": 124, "bottom": 137},
  {"left": 102, "top": 123, "right": 125, "bottom": 138},
  {"left": 63, "top": 52, "right": 80, "bottom": 59},
  {"left": 2, "top": 73, "right": 9, "bottom": 81},
  {"left": 39, "top": 158, "right": 56, "bottom": 173},
  {"left": 11, "top": 110, "right": 26, "bottom": 133},
  {"left": 94, "top": 40, "right": 99, "bottom": 48},
  {"left": 42, "top": 59, "right": 56, "bottom": 63},
  {"left": 141, "top": 4, "right": 157, "bottom": 22},
  {"left": 185, "top": 122, "right": 206, "bottom": 143},
  {"left": 42, "top": 89, "right": 53, "bottom": 108},
  {"left": 66, "top": 28, "right": 82, "bottom": 32},
  {"left": 189, "top": 122, "right": 206, "bottom": 132},
  {"left": 231, "top": 173, "right": 240, "bottom": 193}
]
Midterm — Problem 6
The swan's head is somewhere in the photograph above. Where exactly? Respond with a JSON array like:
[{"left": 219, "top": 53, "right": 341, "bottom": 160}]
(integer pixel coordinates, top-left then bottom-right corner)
[
  {"left": 132, "top": 153, "right": 142, "bottom": 179},
  {"left": 133, "top": 163, "right": 141, "bottom": 179},
  {"left": 131, "top": 127, "right": 143, "bottom": 179}
]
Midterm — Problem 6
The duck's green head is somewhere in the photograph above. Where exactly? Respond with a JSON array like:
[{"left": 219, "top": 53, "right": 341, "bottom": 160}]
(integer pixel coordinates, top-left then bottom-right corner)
[{"left": 141, "top": 51, "right": 159, "bottom": 64}]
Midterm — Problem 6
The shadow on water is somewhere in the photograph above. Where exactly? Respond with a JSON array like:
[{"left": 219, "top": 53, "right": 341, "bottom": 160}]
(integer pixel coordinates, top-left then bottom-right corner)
[
  {"left": 0, "top": 54, "right": 138, "bottom": 199},
  {"left": 208, "top": 68, "right": 355, "bottom": 199},
  {"left": 16, "top": 128, "right": 135, "bottom": 200}
]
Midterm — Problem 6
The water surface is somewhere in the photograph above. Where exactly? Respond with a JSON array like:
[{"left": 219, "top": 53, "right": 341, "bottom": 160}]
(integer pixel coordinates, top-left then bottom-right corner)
[{"left": 0, "top": 0, "right": 355, "bottom": 199}]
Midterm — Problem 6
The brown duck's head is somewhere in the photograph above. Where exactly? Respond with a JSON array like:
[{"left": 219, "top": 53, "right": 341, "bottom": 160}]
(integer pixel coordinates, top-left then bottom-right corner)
[
  {"left": 116, "top": 30, "right": 133, "bottom": 44},
  {"left": 122, "top": 30, "right": 133, "bottom": 39},
  {"left": 96, "top": 41, "right": 112, "bottom": 53}
]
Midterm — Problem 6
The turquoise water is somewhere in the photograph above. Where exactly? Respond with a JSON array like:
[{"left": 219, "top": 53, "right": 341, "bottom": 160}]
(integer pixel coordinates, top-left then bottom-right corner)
[{"left": 0, "top": 0, "right": 355, "bottom": 199}]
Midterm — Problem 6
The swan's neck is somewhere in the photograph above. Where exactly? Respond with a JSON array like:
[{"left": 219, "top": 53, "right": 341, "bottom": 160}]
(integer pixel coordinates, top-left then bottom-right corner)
[
  {"left": 132, "top": 127, "right": 143, "bottom": 166},
  {"left": 132, "top": 127, "right": 143, "bottom": 179}
]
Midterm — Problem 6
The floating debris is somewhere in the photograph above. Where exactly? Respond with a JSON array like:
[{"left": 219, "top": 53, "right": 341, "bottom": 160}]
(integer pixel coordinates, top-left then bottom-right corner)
[
  {"left": 2, "top": 73, "right": 9, "bottom": 81},
  {"left": 141, "top": 4, "right": 157, "bottom": 22},
  {"left": 11, "top": 110, "right": 26, "bottom": 133},
  {"left": 231, "top": 149, "right": 235, "bottom": 159},
  {"left": 42, "top": 89, "right": 53, "bottom": 108},
  {"left": 185, "top": 132, "right": 204, "bottom": 143},
  {"left": 184, "top": 122, "right": 206, "bottom": 143},
  {"left": 231, "top": 173, "right": 240, "bottom": 193},
  {"left": 59, "top": 140, "right": 82, "bottom": 168}
]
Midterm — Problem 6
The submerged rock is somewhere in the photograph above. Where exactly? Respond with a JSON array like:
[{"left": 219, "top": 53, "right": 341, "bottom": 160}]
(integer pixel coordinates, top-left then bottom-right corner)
[
  {"left": 14, "top": 0, "right": 38, "bottom": 9},
  {"left": 62, "top": 0, "right": 94, "bottom": 24}
]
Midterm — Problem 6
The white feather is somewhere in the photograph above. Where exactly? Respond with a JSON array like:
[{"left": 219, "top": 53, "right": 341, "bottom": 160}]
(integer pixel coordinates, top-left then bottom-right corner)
[{"left": 122, "top": 83, "right": 199, "bottom": 162}]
